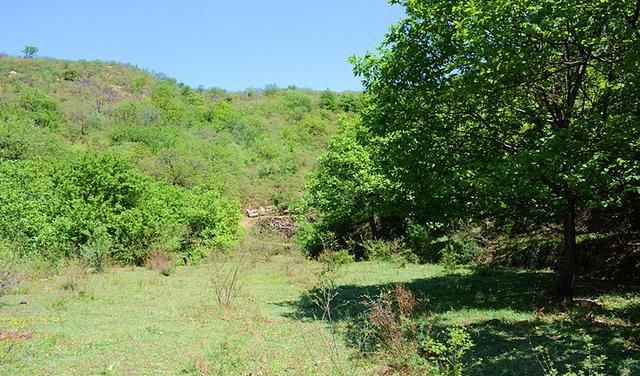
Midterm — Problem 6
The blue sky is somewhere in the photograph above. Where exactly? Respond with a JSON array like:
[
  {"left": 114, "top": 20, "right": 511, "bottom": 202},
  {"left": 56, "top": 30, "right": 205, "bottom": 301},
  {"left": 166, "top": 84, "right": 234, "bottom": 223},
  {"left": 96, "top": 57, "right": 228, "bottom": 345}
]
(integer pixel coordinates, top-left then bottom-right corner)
[{"left": 0, "top": 1, "right": 404, "bottom": 91}]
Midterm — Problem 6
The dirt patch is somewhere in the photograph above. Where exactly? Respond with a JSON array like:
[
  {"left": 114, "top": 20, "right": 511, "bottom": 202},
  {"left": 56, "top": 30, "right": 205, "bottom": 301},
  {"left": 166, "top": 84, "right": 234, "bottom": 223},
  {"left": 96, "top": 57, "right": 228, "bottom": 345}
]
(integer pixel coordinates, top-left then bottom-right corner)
[{"left": 0, "top": 331, "right": 32, "bottom": 342}]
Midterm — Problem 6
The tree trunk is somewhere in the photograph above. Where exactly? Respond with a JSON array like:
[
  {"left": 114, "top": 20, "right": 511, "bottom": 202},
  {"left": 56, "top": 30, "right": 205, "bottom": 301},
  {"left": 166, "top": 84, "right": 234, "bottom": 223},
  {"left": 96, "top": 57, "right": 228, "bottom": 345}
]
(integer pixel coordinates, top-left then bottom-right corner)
[
  {"left": 557, "top": 193, "right": 577, "bottom": 301},
  {"left": 369, "top": 215, "right": 379, "bottom": 240}
]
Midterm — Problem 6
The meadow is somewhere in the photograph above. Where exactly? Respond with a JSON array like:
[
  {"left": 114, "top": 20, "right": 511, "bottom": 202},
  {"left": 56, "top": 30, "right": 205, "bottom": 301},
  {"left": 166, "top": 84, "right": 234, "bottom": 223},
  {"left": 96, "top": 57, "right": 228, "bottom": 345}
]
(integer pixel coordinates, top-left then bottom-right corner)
[
  {"left": 3, "top": 1, "right": 640, "bottom": 372},
  {"left": 1, "top": 231, "right": 638, "bottom": 375}
]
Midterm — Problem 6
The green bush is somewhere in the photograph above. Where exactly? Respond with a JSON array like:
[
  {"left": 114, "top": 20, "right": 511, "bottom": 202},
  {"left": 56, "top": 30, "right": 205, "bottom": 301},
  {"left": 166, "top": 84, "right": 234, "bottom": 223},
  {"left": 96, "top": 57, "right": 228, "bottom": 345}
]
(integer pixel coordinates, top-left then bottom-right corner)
[
  {"left": 337, "top": 93, "right": 362, "bottom": 113},
  {"left": 0, "top": 160, "right": 67, "bottom": 258},
  {"left": 363, "top": 239, "right": 418, "bottom": 264},
  {"left": 151, "top": 82, "right": 184, "bottom": 125},
  {"left": 283, "top": 90, "right": 313, "bottom": 120},
  {"left": 0, "top": 152, "right": 240, "bottom": 266},
  {"left": 403, "top": 221, "right": 433, "bottom": 263},
  {"left": 320, "top": 90, "right": 337, "bottom": 111},
  {"left": 18, "top": 88, "right": 61, "bottom": 128},
  {"left": 0, "top": 121, "right": 28, "bottom": 160}
]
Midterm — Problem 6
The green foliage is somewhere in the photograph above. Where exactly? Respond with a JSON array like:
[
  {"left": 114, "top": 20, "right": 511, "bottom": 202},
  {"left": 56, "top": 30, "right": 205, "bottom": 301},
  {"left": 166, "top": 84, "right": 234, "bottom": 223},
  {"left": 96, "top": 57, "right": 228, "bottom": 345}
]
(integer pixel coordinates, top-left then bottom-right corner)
[
  {"left": 0, "top": 121, "right": 28, "bottom": 160},
  {"left": 0, "top": 160, "right": 65, "bottom": 258},
  {"left": 62, "top": 67, "right": 79, "bottom": 82},
  {"left": 339, "top": 0, "right": 640, "bottom": 295},
  {"left": 0, "top": 153, "right": 240, "bottom": 265},
  {"left": 403, "top": 221, "right": 432, "bottom": 262},
  {"left": 283, "top": 90, "right": 313, "bottom": 120},
  {"left": 21, "top": 45, "right": 38, "bottom": 58},
  {"left": 151, "top": 81, "right": 185, "bottom": 125},
  {"left": 18, "top": 88, "right": 61, "bottom": 128},
  {"left": 345, "top": 284, "right": 474, "bottom": 375},
  {"left": 438, "top": 233, "right": 479, "bottom": 272},
  {"left": 132, "top": 76, "right": 149, "bottom": 93},
  {"left": 0, "top": 57, "right": 346, "bottom": 266},
  {"left": 419, "top": 327, "right": 474, "bottom": 376},
  {"left": 318, "top": 249, "right": 355, "bottom": 268},
  {"left": 337, "top": 93, "right": 362, "bottom": 112},
  {"left": 319, "top": 90, "right": 337, "bottom": 111},
  {"left": 304, "top": 119, "right": 396, "bottom": 256},
  {"left": 536, "top": 334, "right": 607, "bottom": 376}
]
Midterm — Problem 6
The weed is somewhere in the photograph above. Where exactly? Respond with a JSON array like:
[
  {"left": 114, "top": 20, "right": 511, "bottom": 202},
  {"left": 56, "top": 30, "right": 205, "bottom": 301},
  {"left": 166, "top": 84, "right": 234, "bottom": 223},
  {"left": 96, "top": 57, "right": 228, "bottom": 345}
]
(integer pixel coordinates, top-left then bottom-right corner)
[
  {"left": 146, "top": 251, "right": 175, "bottom": 276},
  {"left": 209, "top": 252, "right": 245, "bottom": 306},
  {"left": 310, "top": 250, "right": 351, "bottom": 375},
  {"left": 0, "top": 241, "right": 19, "bottom": 297},
  {"left": 419, "top": 327, "right": 474, "bottom": 376},
  {"left": 535, "top": 334, "right": 607, "bottom": 376},
  {"left": 347, "top": 284, "right": 473, "bottom": 375},
  {"left": 59, "top": 260, "right": 88, "bottom": 294}
]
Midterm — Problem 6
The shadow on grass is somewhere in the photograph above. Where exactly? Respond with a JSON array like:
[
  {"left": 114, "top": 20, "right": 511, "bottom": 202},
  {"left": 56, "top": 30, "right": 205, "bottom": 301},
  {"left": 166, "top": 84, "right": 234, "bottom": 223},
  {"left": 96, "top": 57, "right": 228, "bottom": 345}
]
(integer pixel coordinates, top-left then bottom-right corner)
[
  {"left": 464, "top": 317, "right": 639, "bottom": 375},
  {"left": 280, "top": 268, "right": 556, "bottom": 322},
  {"left": 278, "top": 267, "right": 640, "bottom": 375}
]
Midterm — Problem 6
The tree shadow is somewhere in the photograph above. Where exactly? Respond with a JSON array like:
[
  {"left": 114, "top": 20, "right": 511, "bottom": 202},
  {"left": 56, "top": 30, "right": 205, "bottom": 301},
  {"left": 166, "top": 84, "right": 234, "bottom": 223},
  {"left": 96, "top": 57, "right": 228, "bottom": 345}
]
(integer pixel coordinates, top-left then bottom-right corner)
[
  {"left": 463, "top": 318, "right": 639, "bottom": 375},
  {"left": 277, "top": 267, "right": 640, "bottom": 375},
  {"left": 280, "top": 268, "right": 556, "bottom": 322}
]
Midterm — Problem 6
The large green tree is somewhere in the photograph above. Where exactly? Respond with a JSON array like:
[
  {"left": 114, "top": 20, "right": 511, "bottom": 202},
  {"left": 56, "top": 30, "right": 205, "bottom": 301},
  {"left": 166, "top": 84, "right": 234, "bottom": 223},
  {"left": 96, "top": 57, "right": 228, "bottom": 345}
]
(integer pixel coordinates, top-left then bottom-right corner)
[
  {"left": 305, "top": 119, "right": 396, "bottom": 253},
  {"left": 354, "top": 0, "right": 640, "bottom": 299}
]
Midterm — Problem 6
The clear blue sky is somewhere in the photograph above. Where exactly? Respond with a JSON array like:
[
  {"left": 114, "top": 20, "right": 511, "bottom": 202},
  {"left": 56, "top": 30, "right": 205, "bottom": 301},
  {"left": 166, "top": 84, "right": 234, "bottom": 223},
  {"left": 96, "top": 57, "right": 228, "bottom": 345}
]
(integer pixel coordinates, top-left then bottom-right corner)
[{"left": 0, "top": 1, "right": 404, "bottom": 91}]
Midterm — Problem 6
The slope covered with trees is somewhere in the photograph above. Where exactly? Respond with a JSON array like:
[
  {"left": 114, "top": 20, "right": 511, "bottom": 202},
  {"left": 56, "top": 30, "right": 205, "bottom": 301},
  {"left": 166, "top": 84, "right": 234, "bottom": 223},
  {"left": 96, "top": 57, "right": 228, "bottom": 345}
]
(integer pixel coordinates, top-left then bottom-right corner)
[
  {"left": 0, "top": 56, "right": 358, "bottom": 265},
  {"left": 303, "top": 0, "right": 640, "bottom": 299}
]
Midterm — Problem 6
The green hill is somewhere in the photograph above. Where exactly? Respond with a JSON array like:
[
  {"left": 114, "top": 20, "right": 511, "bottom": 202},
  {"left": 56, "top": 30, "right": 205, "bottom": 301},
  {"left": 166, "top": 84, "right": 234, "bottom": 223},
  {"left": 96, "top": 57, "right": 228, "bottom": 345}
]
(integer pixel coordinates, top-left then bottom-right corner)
[
  {"left": 0, "top": 56, "right": 360, "bottom": 264},
  {"left": 0, "top": 56, "right": 360, "bottom": 206}
]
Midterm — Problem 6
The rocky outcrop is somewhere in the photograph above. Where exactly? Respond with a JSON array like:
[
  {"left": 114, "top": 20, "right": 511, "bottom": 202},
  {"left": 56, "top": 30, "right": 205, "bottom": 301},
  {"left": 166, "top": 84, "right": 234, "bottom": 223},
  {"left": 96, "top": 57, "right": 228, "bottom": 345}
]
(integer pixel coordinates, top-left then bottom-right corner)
[{"left": 244, "top": 206, "right": 277, "bottom": 218}]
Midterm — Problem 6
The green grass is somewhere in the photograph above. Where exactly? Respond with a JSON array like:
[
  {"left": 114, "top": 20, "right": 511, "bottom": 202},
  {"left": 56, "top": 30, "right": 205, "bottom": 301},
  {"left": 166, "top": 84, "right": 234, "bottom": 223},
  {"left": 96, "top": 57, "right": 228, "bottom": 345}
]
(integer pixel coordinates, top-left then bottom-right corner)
[
  {"left": 0, "top": 252, "right": 358, "bottom": 375},
  {"left": 1, "top": 248, "right": 638, "bottom": 375}
]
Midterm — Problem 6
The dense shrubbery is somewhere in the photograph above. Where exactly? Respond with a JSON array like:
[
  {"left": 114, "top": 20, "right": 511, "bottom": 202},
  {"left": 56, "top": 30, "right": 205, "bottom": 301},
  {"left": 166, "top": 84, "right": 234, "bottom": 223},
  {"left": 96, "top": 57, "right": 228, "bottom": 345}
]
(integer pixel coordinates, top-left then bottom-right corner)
[{"left": 0, "top": 153, "right": 240, "bottom": 266}]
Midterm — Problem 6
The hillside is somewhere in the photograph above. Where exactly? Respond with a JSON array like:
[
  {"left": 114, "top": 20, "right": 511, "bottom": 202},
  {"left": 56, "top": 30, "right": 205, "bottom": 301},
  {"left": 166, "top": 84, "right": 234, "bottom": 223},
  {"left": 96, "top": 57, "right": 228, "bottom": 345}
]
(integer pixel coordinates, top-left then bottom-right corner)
[{"left": 0, "top": 56, "right": 360, "bottom": 208}]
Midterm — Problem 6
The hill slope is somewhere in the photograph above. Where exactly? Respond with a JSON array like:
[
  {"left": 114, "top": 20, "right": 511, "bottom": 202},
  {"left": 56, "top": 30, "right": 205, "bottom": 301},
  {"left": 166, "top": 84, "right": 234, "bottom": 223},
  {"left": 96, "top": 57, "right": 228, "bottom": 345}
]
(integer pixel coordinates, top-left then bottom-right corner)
[
  {"left": 0, "top": 56, "right": 360, "bottom": 264},
  {"left": 0, "top": 56, "right": 360, "bottom": 208}
]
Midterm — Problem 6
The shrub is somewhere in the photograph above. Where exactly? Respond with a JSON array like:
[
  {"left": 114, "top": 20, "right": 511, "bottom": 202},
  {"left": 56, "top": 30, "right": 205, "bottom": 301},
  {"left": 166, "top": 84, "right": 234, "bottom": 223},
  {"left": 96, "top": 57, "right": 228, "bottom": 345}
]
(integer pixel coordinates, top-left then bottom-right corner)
[
  {"left": 264, "top": 84, "right": 279, "bottom": 96},
  {"left": 404, "top": 222, "right": 432, "bottom": 260},
  {"left": 535, "top": 334, "right": 607, "bottom": 376},
  {"left": 0, "top": 160, "right": 66, "bottom": 258},
  {"left": 283, "top": 90, "right": 313, "bottom": 120},
  {"left": 346, "top": 285, "right": 474, "bottom": 375},
  {"left": 363, "top": 239, "right": 395, "bottom": 262},
  {"left": 320, "top": 90, "right": 337, "bottom": 111},
  {"left": 337, "top": 93, "right": 362, "bottom": 112},
  {"left": 363, "top": 239, "right": 417, "bottom": 264},
  {"left": 79, "top": 228, "right": 111, "bottom": 273},
  {"left": 294, "top": 218, "right": 325, "bottom": 257},
  {"left": 200, "top": 100, "right": 236, "bottom": 129},
  {"left": 132, "top": 76, "right": 149, "bottom": 94},
  {"left": 419, "top": 327, "right": 474, "bottom": 376},
  {"left": 318, "top": 249, "right": 355, "bottom": 267},
  {"left": 62, "top": 68, "right": 80, "bottom": 81},
  {"left": 151, "top": 82, "right": 184, "bottom": 125},
  {"left": 113, "top": 101, "right": 141, "bottom": 125},
  {"left": 18, "top": 88, "right": 61, "bottom": 128},
  {"left": 0, "top": 120, "right": 28, "bottom": 160},
  {"left": 436, "top": 233, "right": 480, "bottom": 272},
  {"left": 0, "top": 152, "right": 240, "bottom": 266},
  {"left": 60, "top": 260, "right": 88, "bottom": 294},
  {"left": 0, "top": 240, "right": 19, "bottom": 297},
  {"left": 146, "top": 251, "right": 175, "bottom": 276},
  {"left": 209, "top": 252, "right": 245, "bottom": 306}
]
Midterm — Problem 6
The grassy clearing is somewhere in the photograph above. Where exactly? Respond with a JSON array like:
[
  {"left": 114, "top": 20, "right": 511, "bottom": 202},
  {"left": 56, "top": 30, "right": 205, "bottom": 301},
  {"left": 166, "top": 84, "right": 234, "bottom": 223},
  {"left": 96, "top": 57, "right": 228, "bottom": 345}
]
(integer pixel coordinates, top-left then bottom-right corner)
[
  {"left": 0, "top": 250, "right": 357, "bottom": 375},
  {"left": 0, "top": 245, "right": 638, "bottom": 375}
]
